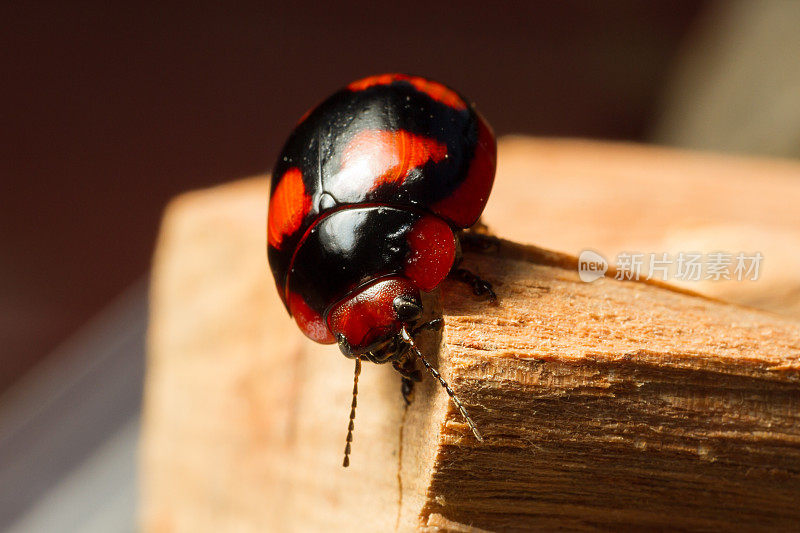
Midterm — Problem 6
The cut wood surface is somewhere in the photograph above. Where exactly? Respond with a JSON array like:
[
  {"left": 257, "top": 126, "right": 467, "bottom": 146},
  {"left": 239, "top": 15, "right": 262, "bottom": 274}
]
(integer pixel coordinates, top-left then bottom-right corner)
[
  {"left": 487, "top": 137, "right": 800, "bottom": 318},
  {"left": 141, "top": 138, "right": 800, "bottom": 532}
]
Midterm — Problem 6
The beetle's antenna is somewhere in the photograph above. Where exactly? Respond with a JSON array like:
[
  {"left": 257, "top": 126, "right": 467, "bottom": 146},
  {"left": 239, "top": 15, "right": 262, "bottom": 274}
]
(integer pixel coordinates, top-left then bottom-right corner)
[
  {"left": 400, "top": 326, "right": 483, "bottom": 441},
  {"left": 342, "top": 356, "right": 361, "bottom": 467}
]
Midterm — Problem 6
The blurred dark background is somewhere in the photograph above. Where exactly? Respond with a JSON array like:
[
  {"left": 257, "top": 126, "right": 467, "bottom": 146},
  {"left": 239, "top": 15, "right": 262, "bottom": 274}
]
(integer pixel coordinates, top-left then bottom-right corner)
[
  {"left": 1, "top": 1, "right": 708, "bottom": 392},
  {"left": 5, "top": 2, "right": 800, "bottom": 530}
]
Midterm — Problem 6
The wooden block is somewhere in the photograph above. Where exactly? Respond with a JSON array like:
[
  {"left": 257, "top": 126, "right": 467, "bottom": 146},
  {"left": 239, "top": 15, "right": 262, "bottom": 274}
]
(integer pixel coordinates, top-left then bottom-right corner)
[
  {"left": 141, "top": 138, "right": 800, "bottom": 532},
  {"left": 485, "top": 137, "right": 800, "bottom": 318}
]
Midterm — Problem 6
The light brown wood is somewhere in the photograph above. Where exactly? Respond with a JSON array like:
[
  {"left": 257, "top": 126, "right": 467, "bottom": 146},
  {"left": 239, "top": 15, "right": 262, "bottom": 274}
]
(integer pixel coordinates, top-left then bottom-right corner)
[
  {"left": 141, "top": 138, "right": 800, "bottom": 532},
  {"left": 485, "top": 137, "right": 800, "bottom": 318}
]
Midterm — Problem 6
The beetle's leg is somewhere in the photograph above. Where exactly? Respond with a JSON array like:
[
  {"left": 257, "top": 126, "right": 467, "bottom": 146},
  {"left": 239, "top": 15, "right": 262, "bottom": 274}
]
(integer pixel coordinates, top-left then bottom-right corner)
[
  {"left": 412, "top": 317, "right": 443, "bottom": 336},
  {"left": 400, "top": 378, "right": 414, "bottom": 405},
  {"left": 387, "top": 318, "right": 444, "bottom": 404},
  {"left": 451, "top": 267, "right": 497, "bottom": 302},
  {"left": 393, "top": 355, "right": 422, "bottom": 405}
]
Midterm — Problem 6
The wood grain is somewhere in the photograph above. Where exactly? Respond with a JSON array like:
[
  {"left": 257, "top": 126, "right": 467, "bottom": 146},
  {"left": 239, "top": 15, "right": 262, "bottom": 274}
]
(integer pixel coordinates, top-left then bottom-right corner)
[
  {"left": 485, "top": 137, "right": 800, "bottom": 318},
  {"left": 141, "top": 138, "right": 800, "bottom": 532}
]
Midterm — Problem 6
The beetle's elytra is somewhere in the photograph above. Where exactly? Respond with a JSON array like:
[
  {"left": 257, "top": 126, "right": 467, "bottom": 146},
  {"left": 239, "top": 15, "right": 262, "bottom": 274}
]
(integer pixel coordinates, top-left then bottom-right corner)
[{"left": 267, "top": 73, "right": 497, "bottom": 466}]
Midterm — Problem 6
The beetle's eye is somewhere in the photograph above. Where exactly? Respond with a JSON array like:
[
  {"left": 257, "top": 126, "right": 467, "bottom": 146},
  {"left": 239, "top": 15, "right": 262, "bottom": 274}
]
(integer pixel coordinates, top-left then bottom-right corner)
[
  {"left": 336, "top": 333, "right": 358, "bottom": 359},
  {"left": 393, "top": 294, "right": 423, "bottom": 322}
]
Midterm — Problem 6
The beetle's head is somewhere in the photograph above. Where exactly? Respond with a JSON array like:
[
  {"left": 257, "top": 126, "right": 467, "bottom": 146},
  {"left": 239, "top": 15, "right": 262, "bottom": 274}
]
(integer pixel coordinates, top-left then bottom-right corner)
[{"left": 327, "top": 276, "right": 422, "bottom": 360}]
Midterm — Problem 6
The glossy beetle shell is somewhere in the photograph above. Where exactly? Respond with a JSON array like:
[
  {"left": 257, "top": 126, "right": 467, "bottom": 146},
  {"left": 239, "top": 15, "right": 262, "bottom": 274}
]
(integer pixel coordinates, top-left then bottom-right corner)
[{"left": 267, "top": 74, "right": 496, "bottom": 344}]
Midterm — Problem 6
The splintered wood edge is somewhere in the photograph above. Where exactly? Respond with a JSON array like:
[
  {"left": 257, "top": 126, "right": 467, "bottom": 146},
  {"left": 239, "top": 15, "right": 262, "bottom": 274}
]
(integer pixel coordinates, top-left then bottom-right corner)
[
  {"left": 441, "top": 238, "right": 800, "bottom": 374},
  {"left": 487, "top": 236, "right": 711, "bottom": 300},
  {"left": 413, "top": 242, "right": 800, "bottom": 529}
]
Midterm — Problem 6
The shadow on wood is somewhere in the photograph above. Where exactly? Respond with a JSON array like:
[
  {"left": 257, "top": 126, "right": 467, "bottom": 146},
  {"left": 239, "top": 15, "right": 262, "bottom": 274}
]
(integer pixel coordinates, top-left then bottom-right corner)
[{"left": 142, "top": 138, "right": 800, "bottom": 532}]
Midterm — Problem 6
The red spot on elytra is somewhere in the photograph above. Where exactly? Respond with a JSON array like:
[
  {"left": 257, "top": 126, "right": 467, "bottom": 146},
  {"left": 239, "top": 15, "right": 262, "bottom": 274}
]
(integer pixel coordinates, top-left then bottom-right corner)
[
  {"left": 268, "top": 168, "right": 312, "bottom": 249},
  {"left": 348, "top": 74, "right": 466, "bottom": 110},
  {"left": 287, "top": 291, "right": 335, "bottom": 344},
  {"left": 432, "top": 114, "right": 496, "bottom": 228},
  {"left": 404, "top": 215, "right": 456, "bottom": 292},
  {"left": 339, "top": 130, "right": 447, "bottom": 191}
]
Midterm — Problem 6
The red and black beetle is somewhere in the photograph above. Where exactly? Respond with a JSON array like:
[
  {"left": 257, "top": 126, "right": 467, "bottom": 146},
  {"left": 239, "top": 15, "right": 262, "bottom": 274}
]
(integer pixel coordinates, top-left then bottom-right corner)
[{"left": 267, "top": 73, "right": 497, "bottom": 466}]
